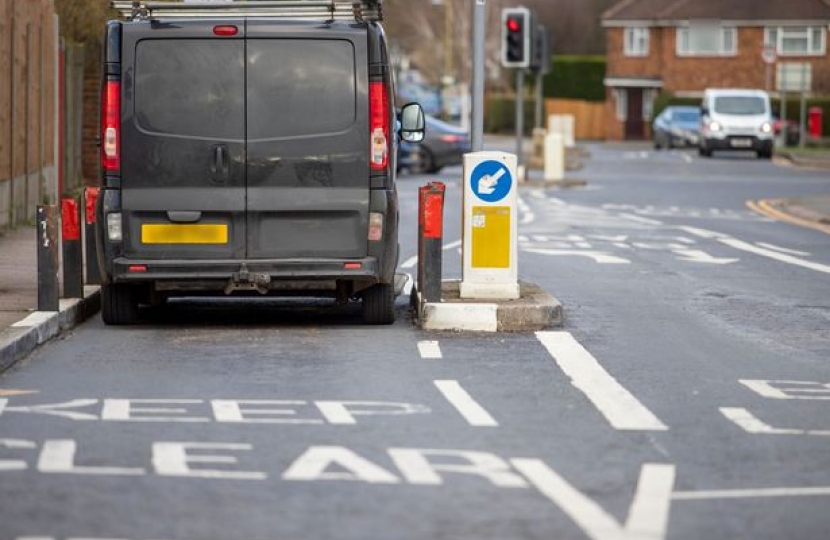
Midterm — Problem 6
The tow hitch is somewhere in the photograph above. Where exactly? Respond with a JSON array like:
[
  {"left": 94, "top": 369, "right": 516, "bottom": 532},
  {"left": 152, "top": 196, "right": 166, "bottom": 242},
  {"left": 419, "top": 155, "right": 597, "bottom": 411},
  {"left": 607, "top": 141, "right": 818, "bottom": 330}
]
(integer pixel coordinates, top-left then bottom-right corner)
[{"left": 225, "top": 264, "right": 271, "bottom": 295}]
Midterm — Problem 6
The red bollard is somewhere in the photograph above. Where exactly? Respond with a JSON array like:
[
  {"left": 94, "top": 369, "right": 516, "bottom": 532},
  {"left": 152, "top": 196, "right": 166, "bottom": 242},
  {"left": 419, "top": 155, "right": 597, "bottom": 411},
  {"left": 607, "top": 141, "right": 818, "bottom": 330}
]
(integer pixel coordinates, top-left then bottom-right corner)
[
  {"left": 62, "top": 197, "right": 84, "bottom": 298},
  {"left": 84, "top": 188, "right": 102, "bottom": 285},
  {"left": 417, "top": 181, "right": 446, "bottom": 304}
]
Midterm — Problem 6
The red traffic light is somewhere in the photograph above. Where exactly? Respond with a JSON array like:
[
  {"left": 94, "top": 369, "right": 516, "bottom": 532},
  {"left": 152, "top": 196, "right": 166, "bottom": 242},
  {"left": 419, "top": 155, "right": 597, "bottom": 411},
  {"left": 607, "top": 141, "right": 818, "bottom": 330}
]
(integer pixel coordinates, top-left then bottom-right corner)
[{"left": 506, "top": 17, "right": 521, "bottom": 33}]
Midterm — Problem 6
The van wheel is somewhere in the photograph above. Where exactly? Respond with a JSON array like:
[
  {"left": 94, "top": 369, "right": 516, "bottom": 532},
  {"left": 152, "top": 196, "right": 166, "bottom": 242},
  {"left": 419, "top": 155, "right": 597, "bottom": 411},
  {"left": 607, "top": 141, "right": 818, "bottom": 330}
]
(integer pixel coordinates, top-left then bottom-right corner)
[
  {"left": 757, "top": 150, "right": 773, "bottom": 160},
  {"left": 362, "top": 283, "right": 396, "bottom": 325},
  {"left": 101, "top": 283, "right": 140, "bottom": 325}
]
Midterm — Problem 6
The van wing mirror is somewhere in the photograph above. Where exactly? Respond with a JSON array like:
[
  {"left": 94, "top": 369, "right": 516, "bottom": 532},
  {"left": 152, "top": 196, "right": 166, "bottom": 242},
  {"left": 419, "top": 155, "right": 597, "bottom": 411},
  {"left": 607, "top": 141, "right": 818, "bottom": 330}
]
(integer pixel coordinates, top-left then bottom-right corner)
[{"left": 400, "top": 103, "right": 425, "bottom": 143}]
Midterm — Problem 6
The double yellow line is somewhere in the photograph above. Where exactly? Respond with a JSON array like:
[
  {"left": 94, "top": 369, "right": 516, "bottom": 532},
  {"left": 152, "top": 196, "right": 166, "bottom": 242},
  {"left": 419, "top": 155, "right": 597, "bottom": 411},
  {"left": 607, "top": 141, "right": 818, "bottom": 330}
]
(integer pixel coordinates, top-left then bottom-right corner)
[{"left": 747, "top": 199, "right": 830, "bottom": 236}]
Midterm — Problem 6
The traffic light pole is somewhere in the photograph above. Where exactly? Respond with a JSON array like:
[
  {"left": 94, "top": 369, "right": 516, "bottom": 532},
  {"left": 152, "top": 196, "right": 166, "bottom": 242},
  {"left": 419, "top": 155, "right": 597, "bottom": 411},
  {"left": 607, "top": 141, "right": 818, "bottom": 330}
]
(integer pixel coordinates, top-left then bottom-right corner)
[
  {"left": 516, "top": 70, "right": 524, "bottom": 170},
  {"left": 471, "top": 0, "right": 486, "bottom": 152}
]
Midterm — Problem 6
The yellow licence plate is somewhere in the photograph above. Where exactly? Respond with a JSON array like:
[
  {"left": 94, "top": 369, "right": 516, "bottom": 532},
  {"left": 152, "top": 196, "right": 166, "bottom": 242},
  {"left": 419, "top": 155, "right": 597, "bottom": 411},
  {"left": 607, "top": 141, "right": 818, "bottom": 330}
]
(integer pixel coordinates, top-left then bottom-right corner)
[{"left": 141, "top": 224, "right": 228, "bottom": 245}]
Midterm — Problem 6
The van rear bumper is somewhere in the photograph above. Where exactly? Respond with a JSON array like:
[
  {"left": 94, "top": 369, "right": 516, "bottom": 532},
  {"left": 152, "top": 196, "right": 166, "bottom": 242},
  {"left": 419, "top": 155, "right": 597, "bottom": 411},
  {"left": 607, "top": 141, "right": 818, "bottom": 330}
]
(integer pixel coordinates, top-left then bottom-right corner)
[{"left": 111, "top": 257, "right": 381, "bottom": 286}]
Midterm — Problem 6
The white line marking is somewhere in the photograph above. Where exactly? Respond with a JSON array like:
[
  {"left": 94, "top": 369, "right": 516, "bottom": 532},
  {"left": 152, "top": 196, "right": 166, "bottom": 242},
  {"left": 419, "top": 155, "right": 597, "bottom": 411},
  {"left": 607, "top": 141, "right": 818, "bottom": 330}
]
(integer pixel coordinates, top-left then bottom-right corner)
[
  {"left": 755, "top": 243, "right": 811, "bottom": 256},
  {"left": 719, "top": 237, "right": 830, "bottom": 275},
  {"left": 417, "top": 341, "right": 443, "bottom": 359},
  {"left": 522, "top": 248, "right": 631, "bottom": 265},
  {"left": 401, "top": 255, "right": 417, "bottom": 269},
  {"left": 536, "top": 332, "right": 668, "bottom": 431},
  {"left": 402, "top": 273, "right": 414, "bottom": 297},
  {"left": 620, "top": 213, "right": 664, "bottom": 226},
  {"left": 671, "top": 249, "right": 739, "bottom": 265},
  {"left": 720, "top": 407, "right": 830, "bottom": 437},
  {"left": 673, "top": 486, "right": 830, "bottom": 500},
  {"left": 681, "top": 153, "right": 693, "bottom": 164},
  {"left": 719, "top": 407, "right": 802, "bottom": 435},
  {"left": 434, "top": 380, "right": 498, "bottom": 427},
  {"left": 443, "top": 239, "right": 462, "bottom": 251},
  {"left": 518, "top": 196, "right": 535, "bottom": 225},
  {"left": 513, "top": 459, "right": 675, "bottom": 540},
  {"left": 675, "top": 226, "right": 729, "bottom": 239}
]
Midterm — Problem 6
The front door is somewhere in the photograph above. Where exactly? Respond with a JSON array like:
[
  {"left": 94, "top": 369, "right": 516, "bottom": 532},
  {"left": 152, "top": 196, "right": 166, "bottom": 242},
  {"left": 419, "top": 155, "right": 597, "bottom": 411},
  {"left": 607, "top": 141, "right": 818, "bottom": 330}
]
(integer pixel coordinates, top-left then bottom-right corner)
[{"left": 625, "top": 88, "right": 645, "bottom": 140}]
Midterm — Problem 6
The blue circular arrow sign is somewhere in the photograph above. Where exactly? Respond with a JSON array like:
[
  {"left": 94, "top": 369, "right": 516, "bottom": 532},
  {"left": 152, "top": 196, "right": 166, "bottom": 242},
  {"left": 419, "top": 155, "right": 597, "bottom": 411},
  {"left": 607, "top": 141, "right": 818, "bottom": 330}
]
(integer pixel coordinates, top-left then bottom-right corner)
[{"left": 470, "top": 160, "right": 512, "bottom": 203}]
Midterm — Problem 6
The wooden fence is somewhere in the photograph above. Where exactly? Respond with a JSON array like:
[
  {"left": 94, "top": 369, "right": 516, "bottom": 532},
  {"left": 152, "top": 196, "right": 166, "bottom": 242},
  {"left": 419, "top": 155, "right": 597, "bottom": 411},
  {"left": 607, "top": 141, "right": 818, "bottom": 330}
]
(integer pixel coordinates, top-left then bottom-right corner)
[
  {"left": 545, "top": 98, "right": 606, "bottom": 141},
  {"left": 0, "top": 0, "right": 82, "bottom": 232}
]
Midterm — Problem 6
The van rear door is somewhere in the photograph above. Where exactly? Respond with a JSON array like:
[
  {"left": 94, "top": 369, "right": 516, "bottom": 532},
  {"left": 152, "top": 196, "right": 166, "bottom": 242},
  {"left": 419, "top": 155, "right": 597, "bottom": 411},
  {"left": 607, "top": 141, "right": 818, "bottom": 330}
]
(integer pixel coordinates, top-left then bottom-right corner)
[
  {"left": 245, "top": 22, "right": 370, "bottom": 259},
  {"left": 120, "top": 21, "right": 246, "bottom": 261}
]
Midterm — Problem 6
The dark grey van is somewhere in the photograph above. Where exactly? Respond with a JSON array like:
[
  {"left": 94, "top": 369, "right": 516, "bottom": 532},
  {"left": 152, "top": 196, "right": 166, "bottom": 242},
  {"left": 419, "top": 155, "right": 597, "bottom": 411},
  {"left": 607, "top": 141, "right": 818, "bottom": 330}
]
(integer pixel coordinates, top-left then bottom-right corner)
[{"left": 97, "top": 0, "right": 424, "bottom": 325}]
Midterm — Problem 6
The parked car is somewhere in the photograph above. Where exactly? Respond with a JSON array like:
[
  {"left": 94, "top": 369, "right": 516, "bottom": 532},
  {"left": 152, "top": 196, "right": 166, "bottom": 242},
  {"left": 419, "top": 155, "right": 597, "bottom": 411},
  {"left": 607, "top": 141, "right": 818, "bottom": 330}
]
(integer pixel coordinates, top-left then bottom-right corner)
[
  {"left": 96, "top": 0, "right": 424, "bottom": 325},
  {"left": 398, "top": 115, "right": 471, "bottom": 174},
  {"left": 653, "top": 106, "right": 701, "bottom": 149},
  {"left": 699, "top": 88, "right": 774, "bottom": 159}
]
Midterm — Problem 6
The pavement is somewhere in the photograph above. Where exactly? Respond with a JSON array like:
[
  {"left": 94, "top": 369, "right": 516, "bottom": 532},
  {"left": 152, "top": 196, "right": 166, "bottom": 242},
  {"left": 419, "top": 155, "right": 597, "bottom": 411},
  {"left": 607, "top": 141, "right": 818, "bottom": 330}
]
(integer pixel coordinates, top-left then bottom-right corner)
[{"left": 1, "top": 148, "right": 828, "bottom": 368}]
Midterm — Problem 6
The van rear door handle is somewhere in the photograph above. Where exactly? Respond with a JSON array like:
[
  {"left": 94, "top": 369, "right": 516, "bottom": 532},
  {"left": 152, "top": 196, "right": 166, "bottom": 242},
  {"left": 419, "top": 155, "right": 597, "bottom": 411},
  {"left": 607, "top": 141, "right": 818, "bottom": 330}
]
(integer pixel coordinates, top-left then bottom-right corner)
[{"left": 211, "top": 144, "right": 230, "bottom": 182}]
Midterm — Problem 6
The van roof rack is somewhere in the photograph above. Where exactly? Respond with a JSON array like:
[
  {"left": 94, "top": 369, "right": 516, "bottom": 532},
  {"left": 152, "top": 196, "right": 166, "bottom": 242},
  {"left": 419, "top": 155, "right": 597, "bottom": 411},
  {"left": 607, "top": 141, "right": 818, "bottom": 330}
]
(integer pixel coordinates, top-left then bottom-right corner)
[{"left": 111, "top": 0, "right": 383, "bottom": 22}]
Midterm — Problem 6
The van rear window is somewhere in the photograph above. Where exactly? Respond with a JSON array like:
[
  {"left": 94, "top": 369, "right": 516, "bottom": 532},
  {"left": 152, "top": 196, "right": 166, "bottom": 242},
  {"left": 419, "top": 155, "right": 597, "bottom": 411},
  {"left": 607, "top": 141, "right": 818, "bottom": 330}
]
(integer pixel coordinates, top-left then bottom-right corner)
[
  {"left": 135, "top": 40, "right": 245, "bottom": 139},
  {"left": 246, "top": 39, "right": 357, "bottom": 140}
]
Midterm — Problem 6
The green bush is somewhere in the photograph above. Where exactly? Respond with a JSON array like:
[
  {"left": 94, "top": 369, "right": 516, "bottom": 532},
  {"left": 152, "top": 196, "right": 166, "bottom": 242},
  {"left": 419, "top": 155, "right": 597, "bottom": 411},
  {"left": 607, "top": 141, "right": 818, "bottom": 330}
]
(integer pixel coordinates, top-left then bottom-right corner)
[
  {"left": 485, "top": 97, "right": 536, "bottom": 135},
  {"left": 541, "top": 56, "right": 606, "bottom": 103}
]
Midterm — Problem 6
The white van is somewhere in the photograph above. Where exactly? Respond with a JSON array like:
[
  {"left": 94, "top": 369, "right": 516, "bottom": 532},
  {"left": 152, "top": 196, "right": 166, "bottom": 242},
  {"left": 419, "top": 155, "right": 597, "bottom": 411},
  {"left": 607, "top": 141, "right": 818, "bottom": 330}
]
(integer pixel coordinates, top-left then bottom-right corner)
[{"left": 699, "top": 89, "right": 774, "bottom": 159}]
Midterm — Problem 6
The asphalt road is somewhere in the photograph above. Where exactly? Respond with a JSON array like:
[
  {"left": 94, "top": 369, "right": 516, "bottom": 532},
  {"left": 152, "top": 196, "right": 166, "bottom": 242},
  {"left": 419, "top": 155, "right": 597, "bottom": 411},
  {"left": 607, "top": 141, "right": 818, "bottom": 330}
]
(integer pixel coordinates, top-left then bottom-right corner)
[{"left": 1, "top": 144, "right": 830, "bottom": 540}]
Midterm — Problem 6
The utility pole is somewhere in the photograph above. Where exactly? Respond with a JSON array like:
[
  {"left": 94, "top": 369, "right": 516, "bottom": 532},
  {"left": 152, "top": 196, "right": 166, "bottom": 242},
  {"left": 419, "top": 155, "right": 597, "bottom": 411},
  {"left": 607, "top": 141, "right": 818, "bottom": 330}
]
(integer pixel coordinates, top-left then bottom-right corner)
[{"left": 471, "top": 0, "right": 486, "bottom": 152}]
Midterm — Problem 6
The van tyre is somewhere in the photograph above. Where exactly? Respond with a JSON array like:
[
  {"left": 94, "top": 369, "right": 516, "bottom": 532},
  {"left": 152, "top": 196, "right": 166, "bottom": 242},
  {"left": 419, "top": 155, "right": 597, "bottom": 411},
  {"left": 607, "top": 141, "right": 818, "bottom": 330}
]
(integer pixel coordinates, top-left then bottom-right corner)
[
  {"left": 101, "top": 283, "right": 140, "bottom": 325},
  {"left": 362, "top": 283, "right": 396, "bottom": 325},
  {"left": 757, "top": 150, "right": 773, "bottom": 159}
]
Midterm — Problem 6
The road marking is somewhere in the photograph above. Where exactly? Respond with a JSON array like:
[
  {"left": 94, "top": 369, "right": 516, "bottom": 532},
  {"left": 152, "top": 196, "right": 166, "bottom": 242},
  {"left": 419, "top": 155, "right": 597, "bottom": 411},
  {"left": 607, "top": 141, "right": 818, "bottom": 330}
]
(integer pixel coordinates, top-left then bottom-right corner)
[
  {"left": 513, "top": 459, "right": 675, "bottom": 540},
  {"left": 756, "top": 242, "right": 811, "bottom": 256},
  {"left": 620, "top": 213, "right": 664, "bottom": 226},
  {"left": 434, "top": 380, "right": 498, "bottom": 427},
  {"left": 675, "top": 226, "right": 729, "bottom": 240},
  {"left": 681, "top": 153, "right": 693, "bottom": 164},
  {"left": 38, "top": 440, "right": 145, "bottom": 476},
  {"left": 0, "top": 389, "right": 39, "bottom": 397},
  {"left": 401, "top": 255, "right": 418, "bottom": 269},
  {"left": 673, "top": 486, "right": 830, "bottom": 500},
  {"left": 443, "top": 239, "right": 462, "bottom": 251},
  {"left": 522, "top": 248, "right": 631, "bottom": 265},
  {"left": 417, "top": 340, "right": 443, "bottom": 359},
  {"left": 748, "top": 199, "right": 830, "bottom": 236},
  {"left": 718, "top": 237, "right": 830, "bottom": 274},
  {"left": 671, "top": 249, "right": 739, "bottom": 265},
  {"left": 403, "top": 272, "right": 414, "bottom": 297},
  {"left": 678, "top": 225, "right": 830, "bottom": 275},
  {"left": 740, "top": 379, "right": 830, "bottom": 400},
  {"left": 518, "top": 196, "right": 535, "bottom": 225},
  {"left": 536, "top": 332, "right": 668, "bottom": 431},
  {"left": 720, "top": 407, "right": 830, "bottom": 437}
]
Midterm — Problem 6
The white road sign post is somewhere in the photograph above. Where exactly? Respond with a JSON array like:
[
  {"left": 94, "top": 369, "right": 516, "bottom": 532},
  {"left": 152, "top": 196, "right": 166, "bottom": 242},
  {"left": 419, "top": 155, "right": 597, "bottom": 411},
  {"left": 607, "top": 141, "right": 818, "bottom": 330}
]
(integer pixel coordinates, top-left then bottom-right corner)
[{"left": 460, "top": 152, "right": 520, "bottom": 299}]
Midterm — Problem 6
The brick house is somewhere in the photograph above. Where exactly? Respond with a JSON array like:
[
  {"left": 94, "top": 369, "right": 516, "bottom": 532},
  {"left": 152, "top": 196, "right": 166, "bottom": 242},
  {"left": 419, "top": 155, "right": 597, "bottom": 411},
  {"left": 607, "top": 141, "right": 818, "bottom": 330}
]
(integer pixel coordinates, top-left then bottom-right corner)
[{"left": 602, "top": 0, "right": 830, "bottom": 140}]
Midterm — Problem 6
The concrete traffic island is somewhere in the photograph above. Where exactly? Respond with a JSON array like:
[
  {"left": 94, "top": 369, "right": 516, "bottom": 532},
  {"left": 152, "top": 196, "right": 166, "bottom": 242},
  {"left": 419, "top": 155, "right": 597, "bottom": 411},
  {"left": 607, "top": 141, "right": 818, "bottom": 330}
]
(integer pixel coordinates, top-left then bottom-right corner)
[{"left": 412, "top": 280, "right": 563, "bottom": 332}]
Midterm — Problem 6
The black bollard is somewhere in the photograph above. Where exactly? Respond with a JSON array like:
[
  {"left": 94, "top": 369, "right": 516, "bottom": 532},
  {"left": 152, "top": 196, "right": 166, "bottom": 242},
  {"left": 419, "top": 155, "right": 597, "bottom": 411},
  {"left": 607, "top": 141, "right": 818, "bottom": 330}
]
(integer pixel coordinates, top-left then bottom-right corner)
[
  {"left": 84, "top": 188, "right": 102, "bottom": 285},
  {"left": 37, "top": 205, "right": 60, "bottom": 311},
  {"left": 61, "top": 197, "right": 84, "bottom": 299}
]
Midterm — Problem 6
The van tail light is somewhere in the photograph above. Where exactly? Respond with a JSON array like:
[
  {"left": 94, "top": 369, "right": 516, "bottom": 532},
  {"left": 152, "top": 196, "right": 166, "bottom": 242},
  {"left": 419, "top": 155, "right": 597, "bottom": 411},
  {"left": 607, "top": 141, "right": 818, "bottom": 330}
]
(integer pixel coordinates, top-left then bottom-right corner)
[
  {"left": 369, "top": 82, "right": 389, "bottom": 171},
  {"left": 101, "top": 80, "right": 121, "bottom": 173},
  {"left": 368, "top": 212, "right": 384, "bottom": 241}
]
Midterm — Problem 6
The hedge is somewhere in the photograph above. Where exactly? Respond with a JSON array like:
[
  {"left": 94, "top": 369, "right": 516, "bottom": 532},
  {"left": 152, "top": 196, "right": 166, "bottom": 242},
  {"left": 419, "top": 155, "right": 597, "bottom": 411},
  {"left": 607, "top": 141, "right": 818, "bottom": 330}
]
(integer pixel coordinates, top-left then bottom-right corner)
[{"left": 540, "top": 56, "right": 606, "bottom": 103}]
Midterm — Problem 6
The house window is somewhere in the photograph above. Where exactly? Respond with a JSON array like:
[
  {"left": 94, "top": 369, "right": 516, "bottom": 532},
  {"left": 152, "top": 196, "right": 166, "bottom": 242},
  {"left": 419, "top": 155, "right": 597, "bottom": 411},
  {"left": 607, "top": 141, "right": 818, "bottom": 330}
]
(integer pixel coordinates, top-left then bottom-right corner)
[
  {"left": 624, "top": 27, "right": 649, "bottom": 57},
  {"left": 614, "top": 89, "right": 628, "bottom": 121},
  {"left": 676, "top": 25, "right": 737, "bottom": 56},
  {"left": 765, "top": 26, "right": 826, "bottom": 56}
]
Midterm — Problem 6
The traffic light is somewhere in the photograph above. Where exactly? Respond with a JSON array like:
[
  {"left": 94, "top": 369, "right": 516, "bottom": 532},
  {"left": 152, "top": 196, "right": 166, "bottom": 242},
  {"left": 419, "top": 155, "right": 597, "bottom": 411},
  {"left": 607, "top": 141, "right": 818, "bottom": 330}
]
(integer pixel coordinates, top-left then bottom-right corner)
[
  {"left": 501, "top": 7, "right": 531, "bottom": 69},
  {"left": 530, "top": 25, "right": 551, "bottom": 75}
]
